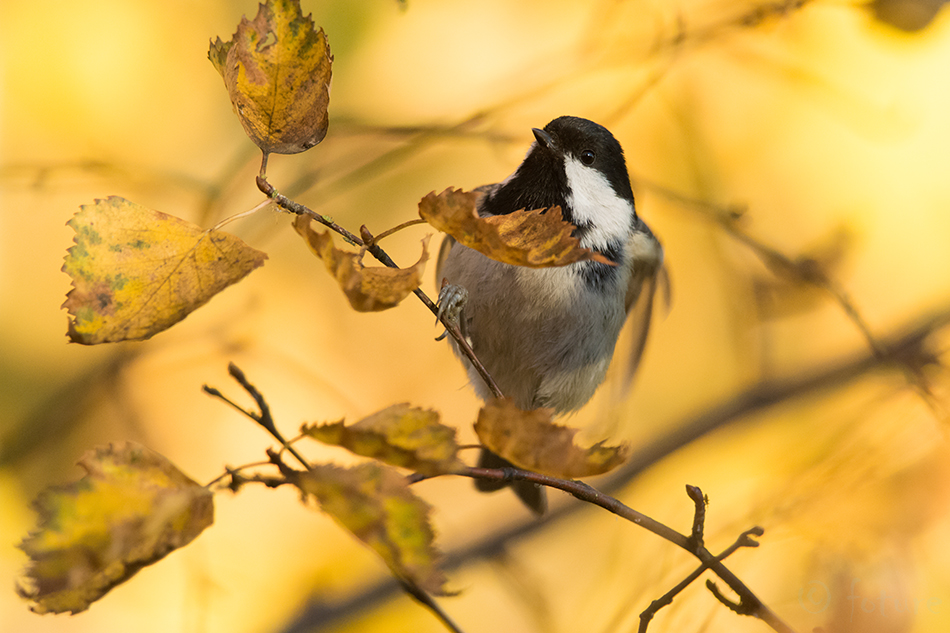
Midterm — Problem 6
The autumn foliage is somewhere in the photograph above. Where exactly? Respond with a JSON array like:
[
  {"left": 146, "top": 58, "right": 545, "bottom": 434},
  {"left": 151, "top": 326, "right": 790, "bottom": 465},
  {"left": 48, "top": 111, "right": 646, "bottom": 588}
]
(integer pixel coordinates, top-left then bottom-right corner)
[{"left": 22, "top": 0, "right": 793, "bottom": 630}]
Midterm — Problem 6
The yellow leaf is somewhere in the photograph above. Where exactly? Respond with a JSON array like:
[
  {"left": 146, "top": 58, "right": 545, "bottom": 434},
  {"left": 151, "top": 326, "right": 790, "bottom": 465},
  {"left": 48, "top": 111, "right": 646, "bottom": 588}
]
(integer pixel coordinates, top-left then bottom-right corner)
[
  {"left": 290, "top": 463, "right": 447, "bottom": 595},
  {"left": 209, "top": 0, "right": 333, "bottom": 155},
  {"left": 62, "top": 197, "right": 267, "bottom": 345},
  {"left": 293, "top": 215, "right": 428, "bottom": 312},
  {"left": 302, "top": 403, "right": 465, "bottom": 476},
  {"left": 419, "top": 187, "right": 614, "bottom": 268},
  {"left": 17, "top": 442, "right": 214, "bottom": 614},
  {"left": 474, "top": 398, "right": 628, "bottom": 478}
]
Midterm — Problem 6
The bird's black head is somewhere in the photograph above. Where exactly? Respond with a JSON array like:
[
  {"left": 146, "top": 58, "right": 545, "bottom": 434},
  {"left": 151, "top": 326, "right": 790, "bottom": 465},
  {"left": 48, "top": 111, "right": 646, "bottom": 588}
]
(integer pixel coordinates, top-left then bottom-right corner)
[
  {"left": 534, "top": 116, "right": 635, "bottom": 205},
  {"left": 481, "top": 116, "right": 636, "bottom": 231}
]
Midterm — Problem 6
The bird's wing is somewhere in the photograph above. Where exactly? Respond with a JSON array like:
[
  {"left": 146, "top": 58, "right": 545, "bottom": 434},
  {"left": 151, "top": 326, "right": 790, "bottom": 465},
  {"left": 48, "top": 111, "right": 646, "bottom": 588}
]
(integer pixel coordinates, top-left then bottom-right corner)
[
  {"left": 435, "top": 234, "right": 456, "bottom": 285},
  {"left": 620, "top": 220, "right": 668, "bottom": 389}
]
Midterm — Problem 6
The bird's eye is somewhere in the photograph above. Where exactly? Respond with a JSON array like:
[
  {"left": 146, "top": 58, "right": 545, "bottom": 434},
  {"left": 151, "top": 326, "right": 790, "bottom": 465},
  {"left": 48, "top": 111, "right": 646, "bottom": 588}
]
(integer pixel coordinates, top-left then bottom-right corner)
[{"left": 580, "top": 149, "right": 595, "bottom": 165}]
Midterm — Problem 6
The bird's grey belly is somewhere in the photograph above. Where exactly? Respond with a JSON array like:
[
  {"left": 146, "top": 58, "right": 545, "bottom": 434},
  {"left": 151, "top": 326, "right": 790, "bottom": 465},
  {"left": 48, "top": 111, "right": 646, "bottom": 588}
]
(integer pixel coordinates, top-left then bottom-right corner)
[{"left": 443, "top": 247, "right": 625, "bottom": 413}]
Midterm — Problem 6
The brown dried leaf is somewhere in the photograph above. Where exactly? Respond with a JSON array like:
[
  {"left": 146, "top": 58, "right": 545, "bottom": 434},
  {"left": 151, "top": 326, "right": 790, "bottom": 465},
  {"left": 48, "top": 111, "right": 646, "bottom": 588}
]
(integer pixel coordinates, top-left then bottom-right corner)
[
  {"left": 474, "top": 398, "right": 628, "bottom": 478},
  {"left": 62, "top": 197, "right": 267, "bottom": 344},
  {"left": 293, "top": 215, "right": 428, "bottom": 311},
  {"left": 302, "top": 403, "right": 464, "bottom": 476},
  {"left": 17, "top": 442, "right": 214, "bottom": 614},
  {"left": 418, "top": 187, "right": 614, "bottom": 267},
  {"left": 209, "top": 0, "right": 332, "bottom": 155},
  {"left": 289, "top": 463, "right": 447, "bottom": 594}
]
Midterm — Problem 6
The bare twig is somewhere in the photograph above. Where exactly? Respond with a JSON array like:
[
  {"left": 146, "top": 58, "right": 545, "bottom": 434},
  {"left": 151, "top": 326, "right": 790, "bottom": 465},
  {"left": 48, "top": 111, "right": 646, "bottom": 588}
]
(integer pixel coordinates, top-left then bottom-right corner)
[
  {"left": 364, "top": 218, "right": 428, "bottom": 246},
  {"left": 203, "top": 363, "right": 311, "bottom": 469},
  {"left": 458, "top": 473, "right": 794, "bottom": 632},
  {"left": 637, "top": 526, "right": 766, "bottom": 632},
  {"left": 686, "top": 484, "right": 706, "bottom": 549},
  {"left": 203, "top": 460, "right": 278, "bottom": 489},
  {"left": 466, "top": 465, "right": 689, "bottom": 546}
]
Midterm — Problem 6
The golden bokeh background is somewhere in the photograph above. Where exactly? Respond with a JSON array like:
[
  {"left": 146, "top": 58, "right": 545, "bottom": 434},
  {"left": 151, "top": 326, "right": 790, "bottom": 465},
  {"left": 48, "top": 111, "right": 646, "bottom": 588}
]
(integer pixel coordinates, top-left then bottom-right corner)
[{"left": 3, "top": 0, "right": 950, "bottom": 632}]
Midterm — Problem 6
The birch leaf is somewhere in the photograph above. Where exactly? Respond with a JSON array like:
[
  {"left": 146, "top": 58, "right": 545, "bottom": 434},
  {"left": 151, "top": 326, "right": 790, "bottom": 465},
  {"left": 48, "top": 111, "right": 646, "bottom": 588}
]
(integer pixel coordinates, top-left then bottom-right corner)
[
  {"left": 289, "top": 463, "right": 447, "bottom": 595},
  {"left": 17, "top": 442, "right": 214, "bottom": 614},
  {"left": 294, "top": 215, "right": 428, "bottom": 312},
  {"left": 209, "top": 0, "right": 332, "bottom": 154},
  {"left": 62, "top": 197, "right": 266, "bottom": 344},
  {"left": 302, "top": 403, "right": 464, "bottom": 476}
]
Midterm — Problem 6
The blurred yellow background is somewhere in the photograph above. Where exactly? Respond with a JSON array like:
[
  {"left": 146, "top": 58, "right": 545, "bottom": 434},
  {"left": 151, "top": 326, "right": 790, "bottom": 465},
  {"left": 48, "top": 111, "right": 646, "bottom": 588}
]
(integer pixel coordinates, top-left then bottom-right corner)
[{"left": 3, "top": 0, "right": 950, "bottom": 632}]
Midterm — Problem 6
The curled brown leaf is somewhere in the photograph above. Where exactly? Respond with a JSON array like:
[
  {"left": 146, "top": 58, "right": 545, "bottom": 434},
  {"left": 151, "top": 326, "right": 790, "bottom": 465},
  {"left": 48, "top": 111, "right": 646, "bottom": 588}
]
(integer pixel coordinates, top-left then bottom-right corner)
[
  {"left": 418, "top": 187, "right": 614, "bottom": 267},
  {"left": 293, "top": 215, "right": 428, "bottom": 311}
]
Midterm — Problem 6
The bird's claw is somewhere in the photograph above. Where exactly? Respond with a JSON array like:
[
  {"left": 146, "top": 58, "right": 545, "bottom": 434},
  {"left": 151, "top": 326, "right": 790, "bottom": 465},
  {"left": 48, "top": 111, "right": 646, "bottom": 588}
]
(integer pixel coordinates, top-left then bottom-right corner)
[{"left": 435, "top": 283, "right": 468, "bottom": 341}]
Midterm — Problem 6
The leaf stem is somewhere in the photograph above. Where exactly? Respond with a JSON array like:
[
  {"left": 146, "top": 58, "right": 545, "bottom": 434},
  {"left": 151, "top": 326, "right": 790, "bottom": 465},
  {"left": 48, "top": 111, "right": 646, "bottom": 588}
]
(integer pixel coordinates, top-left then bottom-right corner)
[
  {"left": 364, "top": 218, "right": 428, "bottom": 245},
  {"left": 203, "top": 460, "right": 275, "bottom": 488},
  {"left": 259, "top": 151, "right": 270, "bottom": 179}
]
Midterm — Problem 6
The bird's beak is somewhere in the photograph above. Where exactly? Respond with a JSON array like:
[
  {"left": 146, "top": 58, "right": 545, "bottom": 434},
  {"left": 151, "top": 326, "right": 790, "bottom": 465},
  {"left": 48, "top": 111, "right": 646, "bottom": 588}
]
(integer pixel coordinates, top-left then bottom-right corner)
[{"left": 532, "top": 128, "right": 556, "bottom": 151}]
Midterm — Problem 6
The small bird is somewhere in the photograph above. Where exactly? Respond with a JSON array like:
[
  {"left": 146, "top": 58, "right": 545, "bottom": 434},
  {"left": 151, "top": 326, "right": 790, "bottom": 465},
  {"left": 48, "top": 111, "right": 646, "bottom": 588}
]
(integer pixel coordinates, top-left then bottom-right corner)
[{"left": 437, "top": 116, "right": 664, "bottom": 514}]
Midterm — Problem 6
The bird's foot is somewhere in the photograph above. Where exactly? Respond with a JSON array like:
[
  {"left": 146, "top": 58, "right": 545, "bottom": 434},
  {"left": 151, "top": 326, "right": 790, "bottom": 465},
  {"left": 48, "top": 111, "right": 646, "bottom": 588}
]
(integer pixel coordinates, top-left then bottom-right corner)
[{"left": 435, "top": 283, "right": 468, "bottom": 341}]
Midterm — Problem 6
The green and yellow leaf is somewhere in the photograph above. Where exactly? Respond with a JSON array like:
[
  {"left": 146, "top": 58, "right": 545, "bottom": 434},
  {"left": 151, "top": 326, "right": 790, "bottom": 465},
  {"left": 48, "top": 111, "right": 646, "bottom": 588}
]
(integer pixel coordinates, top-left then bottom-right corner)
[
  {"left": 289, "top": 463, "right": 447, "bottom": 595},
  {"left": 419, "top": 187, "right": 614, "bottom": 268},
  {"left": 209, "top": 0, "right": 333, "bottom": 155},
  {"left": 294, "top": 215, "right": 428, "bottom": 312},
  {"left": 474, "top": 398, "right": 628, "bottom": 478},
  {"left": 62, "top": 196, "right": 267, "bottom": 344},
  {"left": 302, "top": 403, "right": 464, "bottom": 476},
  {"left": 17, "top": 442, "right": 214, "bottom": 614}
]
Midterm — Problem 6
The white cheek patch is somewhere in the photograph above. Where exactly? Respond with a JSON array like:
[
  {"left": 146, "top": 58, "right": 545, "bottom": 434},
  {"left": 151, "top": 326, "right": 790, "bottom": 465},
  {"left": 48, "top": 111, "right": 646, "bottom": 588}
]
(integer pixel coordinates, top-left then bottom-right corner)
[{"left": 564, "top": 156, "right": 633, "bottom": 250}]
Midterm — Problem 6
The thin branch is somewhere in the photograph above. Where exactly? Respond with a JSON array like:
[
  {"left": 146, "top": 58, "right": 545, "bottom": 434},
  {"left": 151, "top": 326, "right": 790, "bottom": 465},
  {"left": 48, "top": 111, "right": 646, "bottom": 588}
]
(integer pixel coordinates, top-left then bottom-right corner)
[
  {"left": 364, "top": 218, "right": 428, "bottom": 245},
  {"left": 686, "top": 484, "right": 706, "bottom": 549},
  {"left": 257, "top": 175, "right": 365, "bottom": 246},
  {"left": 255, "top": 175, "right": 504, "bottom": 399},
  {"left": 203, "top": 363, "right": 311, "bottom": 469},
  {"left": 203, "top": 460, "right": 277, "bottom": 489},
  {"left": 707, "top": 579, "right": 755, "bottom": 615},
  {"left": 465, "top": 465, "right": 688, "bottom": 547},
  {"left": 638, "top": 525, "right": 766, "bottom": 633},
  {"left": 225, "top": 469, "right": 291, "bottom": 493},
  {"left": 457, "top": 472, "right": 794, "bottom": 632}
]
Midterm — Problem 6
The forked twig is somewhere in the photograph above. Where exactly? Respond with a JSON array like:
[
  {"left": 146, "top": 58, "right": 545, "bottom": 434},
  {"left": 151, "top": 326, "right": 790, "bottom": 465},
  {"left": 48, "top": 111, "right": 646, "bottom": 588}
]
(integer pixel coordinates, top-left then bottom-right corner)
[{"left": 202, "top": 362, "right": 311, "bottom": 469}]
